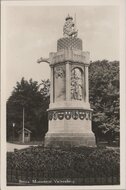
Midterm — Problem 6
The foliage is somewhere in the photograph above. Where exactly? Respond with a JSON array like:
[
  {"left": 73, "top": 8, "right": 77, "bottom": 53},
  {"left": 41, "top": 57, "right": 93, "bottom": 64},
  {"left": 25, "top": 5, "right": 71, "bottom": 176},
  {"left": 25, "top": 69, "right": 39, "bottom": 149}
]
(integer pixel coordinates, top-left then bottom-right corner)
[
  {"left": 74, "top": 148, "right": 119, "bottom": 177},
  {"left": 7, "top": 146, "right": 120, "bottom": 179},
  {"left": 7, "top": 78, "right": 50, "bottom": 141},
  {"left": 89, "top": 60, "right": 119, "bottom": 142}
]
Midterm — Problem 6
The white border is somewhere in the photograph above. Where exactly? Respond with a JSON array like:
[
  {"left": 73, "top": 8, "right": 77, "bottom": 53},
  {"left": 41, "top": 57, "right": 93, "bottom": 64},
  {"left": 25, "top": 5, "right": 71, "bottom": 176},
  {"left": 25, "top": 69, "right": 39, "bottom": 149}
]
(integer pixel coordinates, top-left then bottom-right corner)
[{"left": 1, "top": 0, "right": 126, "bottom": 190}]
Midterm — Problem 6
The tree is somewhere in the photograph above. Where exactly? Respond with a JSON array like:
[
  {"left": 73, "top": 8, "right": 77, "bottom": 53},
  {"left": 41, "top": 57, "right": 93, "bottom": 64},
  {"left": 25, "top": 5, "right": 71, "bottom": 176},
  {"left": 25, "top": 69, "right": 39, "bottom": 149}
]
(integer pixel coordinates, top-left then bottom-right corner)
[
  {"left": 7, "top": 77, "right": 50, "bottom": 141},
  {"left": 89, "top": 60, "right": 119, "bottom": 143}
]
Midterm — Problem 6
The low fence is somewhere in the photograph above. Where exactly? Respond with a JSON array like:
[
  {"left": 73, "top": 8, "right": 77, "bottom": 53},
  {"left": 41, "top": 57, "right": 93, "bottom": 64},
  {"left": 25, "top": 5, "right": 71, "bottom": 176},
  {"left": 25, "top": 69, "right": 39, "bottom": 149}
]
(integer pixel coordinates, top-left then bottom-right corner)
[{"left": 7, "top": 168, "right": 120, "bottom": 185}]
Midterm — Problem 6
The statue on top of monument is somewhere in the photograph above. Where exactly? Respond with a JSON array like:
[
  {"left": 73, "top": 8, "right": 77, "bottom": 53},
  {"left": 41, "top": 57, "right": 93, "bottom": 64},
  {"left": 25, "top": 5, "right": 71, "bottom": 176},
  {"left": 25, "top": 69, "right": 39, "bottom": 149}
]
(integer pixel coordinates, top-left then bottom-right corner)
[{"left": 63, "top": 14, "right": 78, "bottom": 38}]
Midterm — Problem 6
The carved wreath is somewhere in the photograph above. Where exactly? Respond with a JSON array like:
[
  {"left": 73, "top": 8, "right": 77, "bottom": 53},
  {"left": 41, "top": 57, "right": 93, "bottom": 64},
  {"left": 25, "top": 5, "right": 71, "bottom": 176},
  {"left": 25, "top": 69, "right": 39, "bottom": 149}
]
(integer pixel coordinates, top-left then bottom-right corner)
[{"left": 55, "top": 67, "right": 65, "bottom": 78}]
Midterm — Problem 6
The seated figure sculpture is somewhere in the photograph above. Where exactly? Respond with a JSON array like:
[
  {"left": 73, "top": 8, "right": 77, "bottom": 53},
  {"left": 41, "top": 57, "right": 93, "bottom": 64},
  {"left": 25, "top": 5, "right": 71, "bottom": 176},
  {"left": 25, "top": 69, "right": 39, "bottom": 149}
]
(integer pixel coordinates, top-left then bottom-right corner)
[{"left": 63, "top": 14, "right": 78, "bottom": 38}]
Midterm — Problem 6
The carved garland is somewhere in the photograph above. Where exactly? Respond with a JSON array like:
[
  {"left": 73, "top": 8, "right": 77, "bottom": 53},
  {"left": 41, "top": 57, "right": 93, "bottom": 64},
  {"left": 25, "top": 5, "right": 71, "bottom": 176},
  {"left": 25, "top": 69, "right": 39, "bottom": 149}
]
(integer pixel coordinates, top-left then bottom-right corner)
[{"left": 48, "top": 110, "right": 92, "bottom": 121}]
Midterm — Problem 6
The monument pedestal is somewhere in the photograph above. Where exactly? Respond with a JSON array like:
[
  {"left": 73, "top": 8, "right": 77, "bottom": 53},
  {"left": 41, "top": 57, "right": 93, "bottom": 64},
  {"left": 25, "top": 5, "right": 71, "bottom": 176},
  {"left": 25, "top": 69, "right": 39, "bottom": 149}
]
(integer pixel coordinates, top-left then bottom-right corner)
[
  {"left": 45, "top": 133, "right": 95, "bottom": 147},
  {"left": 44, "top": 107, "right": 96, "bottom": 147}
]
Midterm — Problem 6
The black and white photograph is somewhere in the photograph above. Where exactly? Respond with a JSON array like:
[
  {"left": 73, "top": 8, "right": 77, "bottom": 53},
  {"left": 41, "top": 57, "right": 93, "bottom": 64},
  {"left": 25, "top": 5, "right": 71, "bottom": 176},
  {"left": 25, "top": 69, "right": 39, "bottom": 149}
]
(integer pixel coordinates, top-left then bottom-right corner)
[{"left": 1, "top": 0, "right": 126, "bottom": 189}]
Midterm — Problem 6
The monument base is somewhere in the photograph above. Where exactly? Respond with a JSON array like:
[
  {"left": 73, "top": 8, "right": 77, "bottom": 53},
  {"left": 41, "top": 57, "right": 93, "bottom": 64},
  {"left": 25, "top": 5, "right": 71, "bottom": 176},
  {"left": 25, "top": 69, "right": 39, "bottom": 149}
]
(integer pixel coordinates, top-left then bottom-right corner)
[{"left": 44, "top": 132, "right": 96, "bottom": 147}]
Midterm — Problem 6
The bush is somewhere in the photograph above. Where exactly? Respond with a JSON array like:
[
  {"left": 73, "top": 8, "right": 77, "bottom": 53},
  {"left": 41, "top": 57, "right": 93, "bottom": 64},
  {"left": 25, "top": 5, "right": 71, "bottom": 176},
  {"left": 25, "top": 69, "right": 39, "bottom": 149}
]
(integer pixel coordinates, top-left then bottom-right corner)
[
  {"left": 74, "top": 148, "right": 120, "bottom": 177},
  {"left": 7, "top": 146, "right": 120, "bottom": 179}
]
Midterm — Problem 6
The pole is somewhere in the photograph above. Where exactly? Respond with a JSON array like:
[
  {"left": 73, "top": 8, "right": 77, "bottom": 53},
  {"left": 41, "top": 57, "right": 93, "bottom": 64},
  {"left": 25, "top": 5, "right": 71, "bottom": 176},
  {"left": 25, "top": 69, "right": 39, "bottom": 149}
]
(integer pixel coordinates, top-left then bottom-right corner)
[
  {"left": 12, "top": 126, "right": 14, "bottom": 142},
  {"left": 22, "top": 107, "right": 25, "bottom": 143},
  {"left": 74, "top": 13, "right": 76, "bottom": 30},
  {"left": 12, "top": 123, "right": 15, "bottom": 142}
]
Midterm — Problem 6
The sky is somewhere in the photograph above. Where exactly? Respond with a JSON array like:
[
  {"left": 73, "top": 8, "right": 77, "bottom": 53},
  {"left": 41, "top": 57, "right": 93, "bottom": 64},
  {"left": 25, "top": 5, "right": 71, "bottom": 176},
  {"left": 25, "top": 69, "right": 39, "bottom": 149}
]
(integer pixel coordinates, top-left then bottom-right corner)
[{"left": 4, "top": 5, "right": 119, "bottom": 98}]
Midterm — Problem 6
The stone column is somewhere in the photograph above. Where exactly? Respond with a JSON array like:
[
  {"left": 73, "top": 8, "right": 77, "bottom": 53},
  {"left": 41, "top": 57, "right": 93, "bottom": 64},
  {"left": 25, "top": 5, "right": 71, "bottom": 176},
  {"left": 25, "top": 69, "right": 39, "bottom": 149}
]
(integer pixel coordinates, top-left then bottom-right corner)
[
  {"left": 66, "top": 61, "right": 70, "bottom": 101},
  {"left": 83, "top": 66, "right": 86, "bottom": 101},
  {"left": 50, "top": 66, "right": 54, "bottom": 103},
  {"left": 85, "top": 65, "right": 89, "bottom": 103}
]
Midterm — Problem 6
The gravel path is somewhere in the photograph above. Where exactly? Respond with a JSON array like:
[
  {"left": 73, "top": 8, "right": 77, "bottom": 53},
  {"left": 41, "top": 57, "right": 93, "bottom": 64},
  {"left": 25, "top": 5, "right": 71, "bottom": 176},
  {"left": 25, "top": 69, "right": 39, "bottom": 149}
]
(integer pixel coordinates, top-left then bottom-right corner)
[{"left": 7, "top": 143, "right": 37, "bottom": 152}]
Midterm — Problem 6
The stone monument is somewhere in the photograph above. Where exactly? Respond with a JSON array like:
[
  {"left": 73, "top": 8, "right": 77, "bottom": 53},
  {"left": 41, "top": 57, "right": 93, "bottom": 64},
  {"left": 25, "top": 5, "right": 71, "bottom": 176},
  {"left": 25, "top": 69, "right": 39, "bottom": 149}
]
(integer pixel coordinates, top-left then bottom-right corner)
[{"left": 37, "top": 15, "right": 96, "bottom": 147}]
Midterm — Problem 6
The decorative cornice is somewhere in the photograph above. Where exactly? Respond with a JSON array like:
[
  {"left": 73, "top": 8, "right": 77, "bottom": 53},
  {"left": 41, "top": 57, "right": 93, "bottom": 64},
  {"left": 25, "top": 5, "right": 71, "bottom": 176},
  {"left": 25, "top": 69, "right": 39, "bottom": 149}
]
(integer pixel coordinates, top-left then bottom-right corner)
[{"left": 49, "top": 50, "right": 90, "bottom": 66}]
